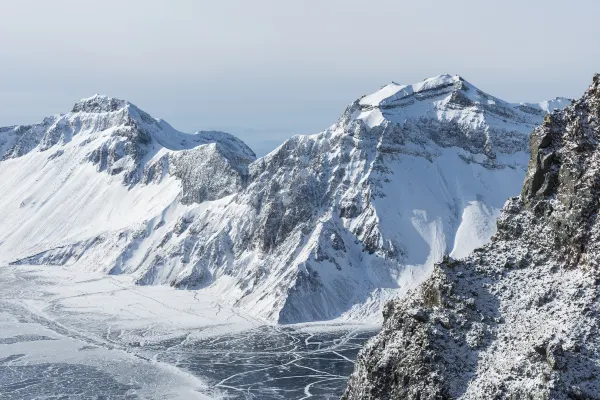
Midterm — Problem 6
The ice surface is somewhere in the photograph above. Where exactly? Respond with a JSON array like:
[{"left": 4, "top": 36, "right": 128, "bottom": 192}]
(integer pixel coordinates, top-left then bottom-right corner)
[{"left": 0, "top": 264, "right": 376, "bottom": 399}]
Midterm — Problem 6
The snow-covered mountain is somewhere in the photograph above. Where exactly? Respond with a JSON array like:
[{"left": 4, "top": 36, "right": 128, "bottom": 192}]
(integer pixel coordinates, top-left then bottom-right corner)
[
  {"left": 0, "top": 95, "right": 255, "bottom": 265},
  {"left": 343, "top": 75, "right": 600, "bottom": 400},
  {"left": 0, "top": 76, "right": 568, "bottom": 323}
]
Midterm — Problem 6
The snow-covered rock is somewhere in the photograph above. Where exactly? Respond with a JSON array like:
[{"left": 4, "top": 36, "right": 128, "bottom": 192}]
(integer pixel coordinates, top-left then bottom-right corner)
[
  {"left": 342, "top": 75, "right": 600, "bottom": 399},
  {"left": 0, "top": 77, "right": 568, "bottom": 324}
]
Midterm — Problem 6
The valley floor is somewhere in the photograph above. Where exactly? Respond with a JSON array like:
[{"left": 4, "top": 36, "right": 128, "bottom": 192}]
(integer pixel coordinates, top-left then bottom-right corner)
[{"left": 0, "top": 265, "right": 377, "bottom": 399}]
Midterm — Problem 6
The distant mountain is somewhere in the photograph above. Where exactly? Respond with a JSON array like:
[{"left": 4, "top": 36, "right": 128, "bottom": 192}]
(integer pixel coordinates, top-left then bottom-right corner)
[
  {"left": 343, "top": 75, "right": 600, "bottom": 400},
  {"left": 0, "top": 76, "right": 569, "bottom": 324}
]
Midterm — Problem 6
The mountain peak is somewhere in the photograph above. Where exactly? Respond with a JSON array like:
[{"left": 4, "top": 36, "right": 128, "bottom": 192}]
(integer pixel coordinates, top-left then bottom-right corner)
[
  {"left": 1, "top": 94, "right": 256, "bottom": 189},
  {"left": 346, "top": 74, "right": 565, "bottom": 159},
  {"left": 71, "top": 94, "right": 130, "bottom": 113},
  {"left": 389, "top": 73, "right": 463, "bottom": 87},
  {"left": 359, "top": 74, "right": 465, "bottom": 107}
]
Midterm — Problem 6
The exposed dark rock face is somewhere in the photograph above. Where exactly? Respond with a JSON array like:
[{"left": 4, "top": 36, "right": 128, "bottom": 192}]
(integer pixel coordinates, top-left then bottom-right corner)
[{"left": 343, "top": 76, "right": 600, "bottom": 399}]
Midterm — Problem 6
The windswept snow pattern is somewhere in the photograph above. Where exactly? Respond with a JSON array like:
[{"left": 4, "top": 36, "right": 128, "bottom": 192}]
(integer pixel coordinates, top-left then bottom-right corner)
[{"left": 0, "top": 78, "right": 568, "bottom": 325}]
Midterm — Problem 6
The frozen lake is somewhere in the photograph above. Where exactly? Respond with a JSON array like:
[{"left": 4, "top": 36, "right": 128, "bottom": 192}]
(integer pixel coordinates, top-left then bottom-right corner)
[
  {"left": 151, "top": 325, "right": 373, "bottom": 399},
  {"left": 0, "top": 265, "right": 377, "bottom": 399}
]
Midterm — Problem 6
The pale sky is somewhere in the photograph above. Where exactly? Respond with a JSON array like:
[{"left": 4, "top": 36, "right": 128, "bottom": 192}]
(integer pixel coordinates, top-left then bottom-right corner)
[{"left": 2, "top": 0, "right": 599, "bottom": 155}]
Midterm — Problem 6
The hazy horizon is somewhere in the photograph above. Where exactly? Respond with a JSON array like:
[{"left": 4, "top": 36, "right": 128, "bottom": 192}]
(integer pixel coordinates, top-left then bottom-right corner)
[{"left": 3, "top": 0, "right": 600, "bottom": 155}]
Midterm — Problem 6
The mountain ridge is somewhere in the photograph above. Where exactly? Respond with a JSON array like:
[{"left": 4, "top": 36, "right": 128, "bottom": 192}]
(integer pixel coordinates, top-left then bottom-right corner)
[
  {"left": 0, "top": 76, "right": 569, "bottom": 324},
  {"left": 2, "top": 94, "right": 255, "bottom": 160}
]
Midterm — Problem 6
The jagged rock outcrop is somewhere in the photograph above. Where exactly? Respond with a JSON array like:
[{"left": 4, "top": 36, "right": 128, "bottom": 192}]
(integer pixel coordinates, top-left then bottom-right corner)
[{"left": 343, "top": 76, "right": 600, "bottom": 399}]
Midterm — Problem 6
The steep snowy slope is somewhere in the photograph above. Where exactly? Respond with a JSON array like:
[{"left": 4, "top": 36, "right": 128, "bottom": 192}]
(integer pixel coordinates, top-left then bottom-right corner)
[
  {"left": 0, "top": 95, "right": 255, "bottom": 264},
  {"left": 1, "top": 77, "right": 568, "bottom": 324},
  {"left": 343, "top": 76, "right": 600, "bottom": 400}
]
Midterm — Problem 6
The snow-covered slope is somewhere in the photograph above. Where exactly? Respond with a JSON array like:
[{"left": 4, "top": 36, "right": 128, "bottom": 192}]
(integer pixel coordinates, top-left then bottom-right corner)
[
  {"left": 343, "top": 75, "right": 600, "bottom": 400},
  {"left": 0, "top": 77, "right": 568, "bottom": 324},
  {"left": 0, "top": 95, "right": 255, "bottom": 265}
]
